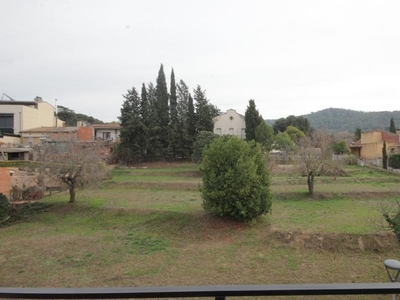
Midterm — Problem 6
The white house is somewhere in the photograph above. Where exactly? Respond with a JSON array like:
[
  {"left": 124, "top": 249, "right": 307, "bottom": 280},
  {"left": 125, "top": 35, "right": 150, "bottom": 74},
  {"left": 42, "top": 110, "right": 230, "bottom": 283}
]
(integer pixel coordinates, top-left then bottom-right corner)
[
  {"left": 92, "top": 123, "right": 121, "bottom": 142},
  {"left": 213, "top": 109, "right": 246, "bottom": 139}
]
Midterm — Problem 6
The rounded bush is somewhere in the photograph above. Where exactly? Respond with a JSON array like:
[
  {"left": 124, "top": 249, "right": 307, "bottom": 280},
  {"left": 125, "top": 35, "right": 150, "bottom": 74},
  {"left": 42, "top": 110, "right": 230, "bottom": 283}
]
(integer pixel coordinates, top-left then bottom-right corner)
[{"left": 201, "top": 136, "right": 272, "bottom": 222}]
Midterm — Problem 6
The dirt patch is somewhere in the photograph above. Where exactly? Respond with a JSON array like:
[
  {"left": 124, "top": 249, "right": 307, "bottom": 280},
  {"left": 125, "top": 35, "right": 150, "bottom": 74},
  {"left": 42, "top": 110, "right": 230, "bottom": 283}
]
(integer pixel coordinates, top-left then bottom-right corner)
[
  {"left": 259, "top": 228, "right": 399, "bottom": 253},
  {"left": 150, "top": 210, "right": 400, "bottom": 253},
  {"left": 275, "top": 191, "right": 400, "bottom": 200},
  {"left": 102, "top": 181, "right": 200, "bottom": 191},
  {"left": 128, "top": 160, "right": 194, "bottom": 169}
]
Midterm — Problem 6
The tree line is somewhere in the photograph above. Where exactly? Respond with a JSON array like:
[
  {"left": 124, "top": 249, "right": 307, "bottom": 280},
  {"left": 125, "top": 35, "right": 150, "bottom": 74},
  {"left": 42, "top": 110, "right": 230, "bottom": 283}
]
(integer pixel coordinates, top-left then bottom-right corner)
[{"left": 116, "top": 64, "right": 220, "bottom": 163}]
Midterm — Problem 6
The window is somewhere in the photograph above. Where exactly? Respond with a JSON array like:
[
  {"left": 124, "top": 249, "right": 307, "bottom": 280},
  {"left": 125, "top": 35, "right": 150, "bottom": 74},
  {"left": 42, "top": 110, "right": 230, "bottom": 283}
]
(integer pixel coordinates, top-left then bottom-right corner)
[
  {"left": 103, "top": 132, "right": 111, "bottom": 140},
  {"left": 0, "top": 114, "right": 14, "bottom": 134},
  {"left": 216, "top": 128, "right": 221, "bottom": 135},
  {"left": 241, "top": 128, "right": 246, "bottom": 139},
  {"left": 229, "top": 128, "right": 234, "bottom": 135}
]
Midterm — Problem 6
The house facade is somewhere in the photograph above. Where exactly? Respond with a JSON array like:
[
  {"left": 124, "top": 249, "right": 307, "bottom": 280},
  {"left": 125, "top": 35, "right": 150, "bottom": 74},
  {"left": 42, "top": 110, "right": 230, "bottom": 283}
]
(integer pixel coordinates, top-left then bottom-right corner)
[
  {"left": 0, "top": 97, "right": 63, "bottom": 135},
  {"left": 350, "top": 130, "right": 400, "bottom": 162},
  {"left": 92, "top": 124, "right": 121, "bottom": 142},
  {"left": 19, "top": 127, "right": 79, "bottom": 146},
  {"left": 213, "top": 109, "right": 246, "bottom": 139},
  {"left": 19, "top": 123, "right": 121, "bottom": 146}
]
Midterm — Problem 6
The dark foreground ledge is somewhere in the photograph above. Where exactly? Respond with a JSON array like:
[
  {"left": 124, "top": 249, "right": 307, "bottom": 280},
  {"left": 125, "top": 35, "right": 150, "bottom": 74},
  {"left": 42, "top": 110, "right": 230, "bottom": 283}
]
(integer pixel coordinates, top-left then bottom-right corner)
[{"left": 1, "top": 283, "right": 400, "bottom": 299}]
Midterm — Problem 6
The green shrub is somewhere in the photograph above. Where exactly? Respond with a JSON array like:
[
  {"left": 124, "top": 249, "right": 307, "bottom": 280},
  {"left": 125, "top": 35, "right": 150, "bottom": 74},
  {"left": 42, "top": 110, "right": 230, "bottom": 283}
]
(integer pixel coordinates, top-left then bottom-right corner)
[
  {"left": 344, "top": 154, "right": 358, "bottom": 165},
  {"left": 191, "top": 131, "right": 219, "bottom": 164},
  {"left": 383, "top": 204, "right": 400, "bottom": 242},
  {"left": 201, "top": 136, "right": 272, "bottom": 222},
  {"left": 389, "top": 154, "right": 400, "bottom": 169},
  {"left": 0, "top": 193, "right": 11, "bottom": 223}
]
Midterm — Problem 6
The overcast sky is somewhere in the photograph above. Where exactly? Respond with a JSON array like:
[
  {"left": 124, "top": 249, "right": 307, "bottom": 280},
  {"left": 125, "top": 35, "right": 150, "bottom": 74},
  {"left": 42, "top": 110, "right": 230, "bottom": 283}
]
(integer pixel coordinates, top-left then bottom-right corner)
[{"left": 1, "top": 0, "right": 399, "bottom": 122}]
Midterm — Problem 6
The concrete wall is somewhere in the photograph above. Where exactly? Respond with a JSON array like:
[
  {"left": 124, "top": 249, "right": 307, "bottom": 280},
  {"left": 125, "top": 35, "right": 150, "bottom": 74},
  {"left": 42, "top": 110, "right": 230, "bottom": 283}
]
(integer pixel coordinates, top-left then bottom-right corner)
[
  {"left": 213, "top": 109, "right": 246, "bottom": 139},
  {"left": 21, "top": 131, "right": 78, "bottom": 146},
  {"left": 0, "top": 135, "right": 23, "bottom": 147}
]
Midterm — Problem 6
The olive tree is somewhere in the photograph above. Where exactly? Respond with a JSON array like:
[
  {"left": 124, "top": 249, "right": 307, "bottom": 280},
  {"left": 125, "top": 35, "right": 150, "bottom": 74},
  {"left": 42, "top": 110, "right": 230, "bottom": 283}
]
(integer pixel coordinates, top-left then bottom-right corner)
[
  {"left": 201, "top": 136, "right": 271, "bottom": 222},
  {"left": 36, "top": 141, "right": 109, "bottom": 203}
]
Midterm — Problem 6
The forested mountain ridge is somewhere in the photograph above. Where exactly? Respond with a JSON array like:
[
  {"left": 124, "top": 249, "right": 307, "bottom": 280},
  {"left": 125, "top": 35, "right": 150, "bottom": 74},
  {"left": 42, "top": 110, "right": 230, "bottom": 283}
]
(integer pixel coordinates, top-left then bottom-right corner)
[{"left": 266, "top": 108, "right": 400, "bottom": 132}]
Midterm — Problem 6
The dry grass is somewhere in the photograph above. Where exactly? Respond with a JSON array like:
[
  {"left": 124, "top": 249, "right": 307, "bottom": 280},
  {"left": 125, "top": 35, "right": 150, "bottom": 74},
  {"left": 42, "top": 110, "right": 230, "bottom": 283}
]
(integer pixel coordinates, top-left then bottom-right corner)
[{"left": 1, "top": 162, "right": 400, "bottom": 299}]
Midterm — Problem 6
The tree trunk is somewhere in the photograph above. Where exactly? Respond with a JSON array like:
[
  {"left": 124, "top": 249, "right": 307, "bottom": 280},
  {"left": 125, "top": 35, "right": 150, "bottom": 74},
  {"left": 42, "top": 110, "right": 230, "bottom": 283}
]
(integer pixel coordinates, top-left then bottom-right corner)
[
  {"left": 307, "top": 173, "right": 314, "bottom": 196},
  {"left": 69, "top": 185, "right": 76, "bottom": 203}
]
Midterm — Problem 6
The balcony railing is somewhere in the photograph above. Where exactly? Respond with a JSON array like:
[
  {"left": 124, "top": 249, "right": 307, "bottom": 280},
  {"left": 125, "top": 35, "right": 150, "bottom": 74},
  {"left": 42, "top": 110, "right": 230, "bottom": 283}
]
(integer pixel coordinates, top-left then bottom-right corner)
[{"left": 1, "top": 283, "right": 400, "bottom": 299}]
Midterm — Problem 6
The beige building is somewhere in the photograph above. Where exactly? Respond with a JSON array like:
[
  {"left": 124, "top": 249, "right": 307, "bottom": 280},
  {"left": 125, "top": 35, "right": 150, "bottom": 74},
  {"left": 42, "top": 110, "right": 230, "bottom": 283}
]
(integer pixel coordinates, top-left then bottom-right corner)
[
  {"left": 350, "top": 130, "right": 400, "bottom": 161},
  {"left": 213, "top": 109, "right": 246, "bottom": 139},
  {"left": 0, "top": 96, "right": 63, "bottom": 135}
]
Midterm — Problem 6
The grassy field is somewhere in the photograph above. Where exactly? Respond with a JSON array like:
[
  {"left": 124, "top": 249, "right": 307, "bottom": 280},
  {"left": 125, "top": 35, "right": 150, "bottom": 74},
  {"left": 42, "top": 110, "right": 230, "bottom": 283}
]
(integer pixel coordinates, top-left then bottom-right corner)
[{"left": 1, "top": 161, "right": 400, "bottom": 299}]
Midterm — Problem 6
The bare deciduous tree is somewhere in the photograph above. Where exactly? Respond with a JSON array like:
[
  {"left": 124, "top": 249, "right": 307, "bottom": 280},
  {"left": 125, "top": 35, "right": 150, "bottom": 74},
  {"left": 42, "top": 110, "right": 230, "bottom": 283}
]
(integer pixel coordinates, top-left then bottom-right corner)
[
  {"left": 36, "top": 141, "right": 109, "bottom": 203},
  {"left": 297, "top": 135, "right": 326, "bottom": 196}
]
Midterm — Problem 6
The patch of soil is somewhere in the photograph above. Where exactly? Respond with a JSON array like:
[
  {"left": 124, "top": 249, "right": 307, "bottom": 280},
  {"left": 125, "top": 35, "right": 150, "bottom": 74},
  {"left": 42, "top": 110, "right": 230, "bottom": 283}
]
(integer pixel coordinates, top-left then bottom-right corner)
[
  {"left": 103, "top": 181, "right": 200, "bottom": 191},
  {"left": 275, "top": 191, "right": 400, "bottom": 200},
  {"left": 129, "top": 160, "right": 194, "bottom": 169},
  {"left": 170, "top": 211, "right": 399, "bottom": 253},
  {"left": 267, "top": 229, "right": 398, "bottom": 253}
]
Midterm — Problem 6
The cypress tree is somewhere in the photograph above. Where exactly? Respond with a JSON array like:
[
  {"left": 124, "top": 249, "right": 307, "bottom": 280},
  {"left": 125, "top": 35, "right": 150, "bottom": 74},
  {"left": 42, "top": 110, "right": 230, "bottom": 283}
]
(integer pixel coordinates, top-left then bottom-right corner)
[
  {"left": 155, "top": 64, "right": 170, "bottom": 158},
  {"left": 176, "top": 80, "right": 190, "bottom": 158},
  {"left": 383, "top": 141, "right": 388, "bottom": 169},
  {"left": 141, "top": 83, "right": 150, "bottom": 128},
  {"left": 354, "top": 127, "right": 362, "bottom": 141},
  {"left": 169, "top": 68, "right": 179, "bottom": 159},
  {"left": 193, "top": 85, "right": 215, "bottom": 132},
  {"left": 390, "top": 118, "right": 396, "bottom": 133},
  {"left": 187, "top": 93, "right": 196, "bottom": 151},
  {"left": 119, "top": 87, "right": 147, "bottom": 163},
  {"left": 147, "top": 82, "right": 163, "bottom": 160},
  {"left": 245, "top": 99, "right": 262, "bottom": 141}
]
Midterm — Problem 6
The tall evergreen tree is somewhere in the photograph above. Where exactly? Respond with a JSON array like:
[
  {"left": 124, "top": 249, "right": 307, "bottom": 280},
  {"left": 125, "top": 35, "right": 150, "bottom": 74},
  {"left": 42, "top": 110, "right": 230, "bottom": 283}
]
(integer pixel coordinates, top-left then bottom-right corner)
[
  {"left": 140, "top": 83, "right": 150, "bottom": 128},
  {"left": 354, "top": 127, "right": 362, "bottom": 141},
  {"left": 383, "top": 141, "right": 388, "bottom": 169},
  {"left": 176, "top": 80, "right": 191, "bottom": 158},
  {"left": 147, "top": 82, "right": 163, "bottom": 160},
  {"left": 155, "top": 64, "right": 170, "bottom": 158},
  {"left": 187, "top": 93, "right": 196, "bottom": 144},
  {"left": 168, "top": 68, "right": 179, "bottom": 159},
  {"left": 193, "top": 85, "right": 216, "bottom": 132},
  {"left": 245, "top": 99, "right": 262, "bottom": 141},
  {"left": 118, "top": 87, "right": 147, "bottom": 163},
  {"left": 390, "top": 118, "right": 396, "bottom": 133}
]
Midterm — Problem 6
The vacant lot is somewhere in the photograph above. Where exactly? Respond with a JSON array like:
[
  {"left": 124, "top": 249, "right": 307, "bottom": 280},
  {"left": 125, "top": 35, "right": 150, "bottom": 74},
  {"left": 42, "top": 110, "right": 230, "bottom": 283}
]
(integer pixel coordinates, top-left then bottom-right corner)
[{"left": 1, "top": 162, "right": 400, "bottom": 299}]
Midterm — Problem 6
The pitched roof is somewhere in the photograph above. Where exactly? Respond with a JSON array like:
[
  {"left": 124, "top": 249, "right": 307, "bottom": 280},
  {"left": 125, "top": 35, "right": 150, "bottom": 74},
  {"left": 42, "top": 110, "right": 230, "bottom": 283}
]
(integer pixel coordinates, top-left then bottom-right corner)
[
  {"left": 91, "top": 123, "right": 121, "bottom": 129},
  {"left": 19, "top": 126, "right": 78, "bottom": 133}
]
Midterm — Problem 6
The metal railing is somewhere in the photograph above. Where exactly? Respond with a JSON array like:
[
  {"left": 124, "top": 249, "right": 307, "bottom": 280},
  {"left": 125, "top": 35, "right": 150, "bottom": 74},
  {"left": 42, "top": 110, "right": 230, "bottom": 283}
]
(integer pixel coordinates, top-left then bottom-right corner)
[{"left": 1, "top": 283, "right": 400, "bottom": 299}]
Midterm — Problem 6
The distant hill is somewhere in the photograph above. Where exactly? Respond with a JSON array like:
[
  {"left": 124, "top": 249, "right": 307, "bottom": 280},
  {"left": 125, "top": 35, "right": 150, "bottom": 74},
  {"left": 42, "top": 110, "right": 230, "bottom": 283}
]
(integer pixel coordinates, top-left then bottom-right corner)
[{"left": 266, "top": 108, "right": 400, "bottom": 132}]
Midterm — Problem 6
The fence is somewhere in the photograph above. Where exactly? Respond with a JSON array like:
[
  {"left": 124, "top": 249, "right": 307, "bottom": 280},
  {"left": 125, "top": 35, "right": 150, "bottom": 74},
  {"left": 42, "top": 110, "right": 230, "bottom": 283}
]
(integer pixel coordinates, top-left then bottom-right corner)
[{"left": 2, "top": 283, "right": 400, "bottom": 299}]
